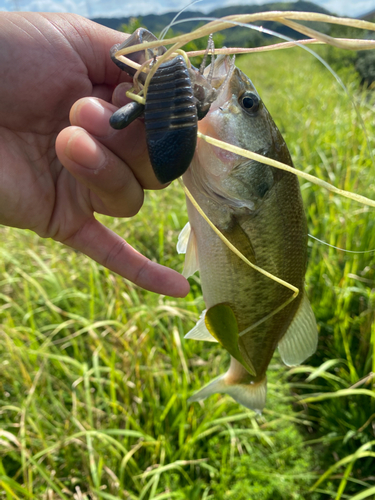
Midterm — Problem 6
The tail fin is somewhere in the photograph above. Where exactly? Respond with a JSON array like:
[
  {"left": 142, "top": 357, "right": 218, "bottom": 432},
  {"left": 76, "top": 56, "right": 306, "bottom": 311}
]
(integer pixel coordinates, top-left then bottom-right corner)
[{"left": 189, "top": 358, "right": 266, "bottom": 412}]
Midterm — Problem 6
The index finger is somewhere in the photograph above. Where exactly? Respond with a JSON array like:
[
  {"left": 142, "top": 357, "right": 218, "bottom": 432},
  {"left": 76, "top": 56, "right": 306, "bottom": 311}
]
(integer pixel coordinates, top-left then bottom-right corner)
[{"left": 62, "top": 217, "right": 190, "bottom": 297}]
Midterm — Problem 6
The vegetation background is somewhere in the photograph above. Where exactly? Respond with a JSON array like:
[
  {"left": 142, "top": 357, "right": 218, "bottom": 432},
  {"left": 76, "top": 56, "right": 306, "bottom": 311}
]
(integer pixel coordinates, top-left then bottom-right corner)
[{"left": 1, "top": 8, "right": 375, "bottom": 500}]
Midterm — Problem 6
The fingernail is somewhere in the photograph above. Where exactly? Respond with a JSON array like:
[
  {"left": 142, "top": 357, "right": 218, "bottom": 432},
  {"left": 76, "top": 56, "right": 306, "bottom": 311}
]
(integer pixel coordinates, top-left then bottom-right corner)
[
  {"left": 66, "top": 129, "right": 106, "bottom": 171},
  {"left": 73, "top": 98, "right": 115, "bottom": 137}
]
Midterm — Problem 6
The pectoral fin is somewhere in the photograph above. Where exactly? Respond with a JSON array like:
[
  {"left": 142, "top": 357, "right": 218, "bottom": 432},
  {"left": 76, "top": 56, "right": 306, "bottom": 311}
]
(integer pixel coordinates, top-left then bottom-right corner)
[
  {"left": 278, "top": 293, "right": 318, "bottom": 366},
  {"left": 184, "top": 310, "right": 218, "bottom": 342},
  {"left": 177, "top": 222, "right": 190, "bottom": 254},
  {"left": 177, "top": 222, "right": 199, "bottom": 278},
  {"left": 205, "top": 304, "right": 256, "bottom": 376}
]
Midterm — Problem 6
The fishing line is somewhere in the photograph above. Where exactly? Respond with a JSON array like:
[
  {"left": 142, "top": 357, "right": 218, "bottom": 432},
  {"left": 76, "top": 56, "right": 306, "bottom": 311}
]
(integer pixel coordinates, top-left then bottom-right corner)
[
  {"left": 168, "top": 16, "right": 348, "bottom": 88},
  {"left": 164, "top": 15, "right": 375, "bottom": 169},
  {"left": 185, "top": 38, "right": 322, "bottom": 56},
  {"left": 159, "top": 0, "right": 203, "bottom": 41},
  {"left": 197, "top": 132, "right": 375, "bottom": 208},
  {"left": 308, "top": 234, "right": 375, "bottom": 254},
  {"left": 116, "top": 12, "right": 375, "bottom": 177},
  {"left": 116, "top": 13, "right": 375, "bottom": 61}
]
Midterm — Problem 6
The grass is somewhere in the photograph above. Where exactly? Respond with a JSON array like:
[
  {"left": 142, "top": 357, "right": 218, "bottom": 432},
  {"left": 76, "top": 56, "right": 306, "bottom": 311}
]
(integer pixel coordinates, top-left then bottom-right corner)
[{"left": 1, "top": 44, "right": 375, "bottom": 499}]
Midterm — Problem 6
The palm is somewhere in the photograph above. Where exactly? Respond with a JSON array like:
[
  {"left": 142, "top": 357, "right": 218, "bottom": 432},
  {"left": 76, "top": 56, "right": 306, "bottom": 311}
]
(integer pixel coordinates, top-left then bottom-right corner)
[
  {"left": 0, "top": 12, "right": 189, "bottom": 297},
  {"left": 0, "top": 13, "right": 120, "bottom": 236}
]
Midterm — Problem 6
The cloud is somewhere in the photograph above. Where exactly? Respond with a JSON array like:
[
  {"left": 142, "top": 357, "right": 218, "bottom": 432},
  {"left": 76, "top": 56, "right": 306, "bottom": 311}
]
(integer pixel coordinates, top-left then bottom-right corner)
[{"left": 318, "top": 0, "right": 374, "bottom": 16}]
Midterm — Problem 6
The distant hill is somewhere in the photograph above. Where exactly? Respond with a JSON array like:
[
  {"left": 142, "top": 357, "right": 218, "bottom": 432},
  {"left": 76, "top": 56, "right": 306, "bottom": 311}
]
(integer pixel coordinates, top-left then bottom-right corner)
[
  {"left": 362, "top": 8, "right": 375, "bottom": 21},
  {"left": 92, "top": 1, "right": 333, "bottom": 47}
]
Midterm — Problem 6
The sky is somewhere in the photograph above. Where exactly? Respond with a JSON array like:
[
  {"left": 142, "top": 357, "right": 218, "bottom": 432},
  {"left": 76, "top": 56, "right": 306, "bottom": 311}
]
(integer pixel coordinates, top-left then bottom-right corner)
[{"left": 1, "top": 0, "right": 374, "bottom": 20}]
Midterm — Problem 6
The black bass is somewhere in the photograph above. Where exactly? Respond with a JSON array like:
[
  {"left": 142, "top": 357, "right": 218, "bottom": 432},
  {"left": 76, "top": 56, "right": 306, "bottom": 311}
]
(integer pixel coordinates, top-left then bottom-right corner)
[{"left": 178, "top": 55, "right": 318, "bottom": 412}]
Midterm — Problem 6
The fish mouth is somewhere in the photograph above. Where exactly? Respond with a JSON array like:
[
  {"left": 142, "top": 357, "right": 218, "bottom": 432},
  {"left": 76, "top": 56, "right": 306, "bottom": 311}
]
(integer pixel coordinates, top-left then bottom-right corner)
[
  {"left": 203, "top": 54, "right": 236, "bottom": 91},
  {"left": 210, "top": 54, "right": 233, "bottom": 79}
]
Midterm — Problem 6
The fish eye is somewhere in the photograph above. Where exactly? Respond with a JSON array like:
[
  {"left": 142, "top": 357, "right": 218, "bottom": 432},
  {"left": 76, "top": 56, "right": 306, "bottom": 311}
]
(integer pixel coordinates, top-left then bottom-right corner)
[{"left": 239, "top": 92, "right": 260, "bottom": 113}]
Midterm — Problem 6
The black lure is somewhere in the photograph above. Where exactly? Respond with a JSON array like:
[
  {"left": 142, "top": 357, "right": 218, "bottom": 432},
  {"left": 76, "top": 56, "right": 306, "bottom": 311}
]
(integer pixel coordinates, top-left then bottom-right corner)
[{"left": 109, "top": 28, "right": 217, "bottom": 184}]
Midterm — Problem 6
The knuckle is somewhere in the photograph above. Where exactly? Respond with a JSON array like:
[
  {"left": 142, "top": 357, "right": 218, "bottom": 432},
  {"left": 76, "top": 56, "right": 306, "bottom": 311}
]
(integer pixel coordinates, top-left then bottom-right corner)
[{"left": 103, "top": 239, "right": 127, "bottom": 270}]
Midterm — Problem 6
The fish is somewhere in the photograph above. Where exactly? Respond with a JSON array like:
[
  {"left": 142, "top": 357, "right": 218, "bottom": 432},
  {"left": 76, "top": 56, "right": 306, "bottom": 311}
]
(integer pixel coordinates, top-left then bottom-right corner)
[{"left": 177, "top": 54, "right": 318, "bottom": 412}]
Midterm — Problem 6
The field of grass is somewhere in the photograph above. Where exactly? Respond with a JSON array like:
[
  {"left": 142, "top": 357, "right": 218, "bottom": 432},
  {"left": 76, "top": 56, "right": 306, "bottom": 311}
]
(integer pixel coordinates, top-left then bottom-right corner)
[{"left": 1, "top": 42, "right": 375, "bottom": 499}]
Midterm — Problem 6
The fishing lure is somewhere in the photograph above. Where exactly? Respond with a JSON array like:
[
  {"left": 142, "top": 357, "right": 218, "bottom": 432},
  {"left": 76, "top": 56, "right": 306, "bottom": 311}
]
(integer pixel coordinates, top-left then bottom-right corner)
[{"left": 110, "top": 28, "right": 218, "bottom": 184}]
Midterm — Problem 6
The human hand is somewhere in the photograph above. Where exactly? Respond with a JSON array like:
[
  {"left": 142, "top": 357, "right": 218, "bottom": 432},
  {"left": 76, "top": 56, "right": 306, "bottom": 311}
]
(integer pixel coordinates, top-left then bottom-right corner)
[{"left": 0, "top": 12, "right": 189, "bottom": 297}]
